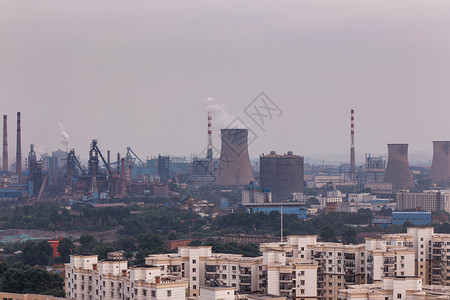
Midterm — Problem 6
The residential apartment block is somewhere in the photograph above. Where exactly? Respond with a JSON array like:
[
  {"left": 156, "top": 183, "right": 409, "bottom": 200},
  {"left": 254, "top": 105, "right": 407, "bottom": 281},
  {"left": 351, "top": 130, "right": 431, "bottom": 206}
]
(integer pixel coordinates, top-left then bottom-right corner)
[
  {"left": 396, "top": 190, "right": 450, "bottom": 212},
  {"left": 66, "top": 227, "right": 450, "bottom": 300}
]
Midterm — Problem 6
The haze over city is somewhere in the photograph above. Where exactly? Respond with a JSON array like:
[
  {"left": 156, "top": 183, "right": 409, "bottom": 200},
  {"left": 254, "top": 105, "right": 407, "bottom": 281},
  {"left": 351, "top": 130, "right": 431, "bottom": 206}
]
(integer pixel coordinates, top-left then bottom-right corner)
[{"left": 1, "top": 0, "right": 450, "bottom": 160}]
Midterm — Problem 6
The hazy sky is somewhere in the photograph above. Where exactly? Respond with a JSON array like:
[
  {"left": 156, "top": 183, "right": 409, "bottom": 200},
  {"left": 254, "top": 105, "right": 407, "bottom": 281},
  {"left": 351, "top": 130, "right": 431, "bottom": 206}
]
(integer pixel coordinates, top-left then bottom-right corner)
[{"left": 1, "top": 0, "right": 449, "bottom": 161}]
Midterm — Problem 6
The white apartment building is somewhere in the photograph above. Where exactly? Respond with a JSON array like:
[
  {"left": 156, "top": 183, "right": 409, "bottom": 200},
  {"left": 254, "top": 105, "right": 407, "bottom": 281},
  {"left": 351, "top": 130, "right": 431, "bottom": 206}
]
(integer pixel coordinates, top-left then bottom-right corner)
[
  {"left": 66, "top": 227, "right": 450, "bottom": 300},
  {"left": 339, "top": 276, "right": 450, "bottom": 299},
  {"left": 65, "top": 254, "right": 188, "bottom": 300}
]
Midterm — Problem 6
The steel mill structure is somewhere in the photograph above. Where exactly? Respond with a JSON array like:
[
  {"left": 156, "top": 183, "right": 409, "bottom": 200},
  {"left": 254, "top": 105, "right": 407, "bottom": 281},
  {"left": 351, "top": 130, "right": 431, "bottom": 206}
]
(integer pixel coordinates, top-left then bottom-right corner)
[
  {"left": 383, "top": 143, "right": 414, "bottom": 189},
  {"left": 214, "top": 128, "right": 254, "bottom": 186},
  {"left": 350, "top": 109, "right": 355, "bottom": 179},
  {"left": 259, "top": 151, "right": 304, "bottom": 201},
  {"left": 2, "top": 115, "right": 7, "bottom": 172},
  {"left": 16, "top": 112, "right": 22, "bottom": 183},
  {"left": 431, "top": 141, "right": 450, "bottom": 184}
]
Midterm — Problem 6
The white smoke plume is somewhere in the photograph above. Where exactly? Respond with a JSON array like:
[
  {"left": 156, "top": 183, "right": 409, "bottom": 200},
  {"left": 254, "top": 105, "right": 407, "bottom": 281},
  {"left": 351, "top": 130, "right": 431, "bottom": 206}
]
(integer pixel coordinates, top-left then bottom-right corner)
[
  {"left": 202, "top": 97, "right": 236, "bottom": 129},
  {"left": 57, "top": 121, "right": 71, "bottom": 152}
]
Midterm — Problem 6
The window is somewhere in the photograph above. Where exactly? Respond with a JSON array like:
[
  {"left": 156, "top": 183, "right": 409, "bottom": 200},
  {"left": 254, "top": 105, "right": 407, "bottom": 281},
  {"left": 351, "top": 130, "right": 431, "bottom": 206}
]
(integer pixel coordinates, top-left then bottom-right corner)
[
  {"left": 223, "top": 265, "right": 227, "bottom": 270},
  {"left": 301, "top": 289, "right": 305, "bottom": 294},
  {"left": 192, "top": 268, "right": 196, "bottom": 272},
  {"left": 193, "top": 276, "right": 196, "bottom": 281},
  {"left": 300, "top": 271, "right": 305, "bottom": 275},
  {"left": 152, "top": 291, "right": 156, "bottom": 297},
  {"left": 301, "top": 247, "right": 304, "bottom": 251},
  {"left": 232, "top": 266, "right": 236, "bottom": 270},
  {"left": 161, "top": 266, "right": 165, "bottom": 271},
  {"left": 401, "top": 264, "right": 404, "bottom": 268},
  {"left": 300, "top": 280, "right": 305, "bottom": 285},
  {"left": 167, "top": 290, "right": 172, "bottom": 297},
  {"left": 232, "top": 275, "right": 236, "bottom": 279},
  {"left": 397, "top": 293, "right": 402, "bottom": 298},
  {"left": 143, "top": 290, "right": 147, "bottom": 296},
  {"left": 222, "top": 274, "right": 227, "bottom": 279},
  {"left": 401, "top": 256, "right": 404, "bottom": 259},
  {"left": 328, "top": 259, "right": 332, "bottom": 264},
  {"left": 193, "top": 285, "right": 197, "bottom": 289},
  {"left": 192, "top": 259, "right": 196, "bottom": 264}
]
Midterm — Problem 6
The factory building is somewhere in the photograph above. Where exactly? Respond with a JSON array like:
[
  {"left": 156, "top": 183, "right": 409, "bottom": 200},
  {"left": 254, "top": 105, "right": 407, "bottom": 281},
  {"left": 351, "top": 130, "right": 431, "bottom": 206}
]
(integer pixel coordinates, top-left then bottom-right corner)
[
  {"left": 396, "top": 190, "right": 450, "bottom": 213},
  {"left": 391, "top": 211, "right": 431, "bottom": 226},
  {"left": 260, "top": 151, "right": 304, "bottom": 201}
]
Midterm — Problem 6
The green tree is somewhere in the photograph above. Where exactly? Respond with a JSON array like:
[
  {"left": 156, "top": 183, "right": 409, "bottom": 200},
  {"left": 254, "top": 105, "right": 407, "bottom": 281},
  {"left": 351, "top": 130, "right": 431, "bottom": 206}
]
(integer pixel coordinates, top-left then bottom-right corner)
[
  {"left": 320, "top": 225, "right": 336, "bottom": 242},
  {"left": 79, "top": 234, "right": 98, "bottom": 253},
  {"left": 22, "top": 240, "right": 53, "bottom": 266},
  {"left": 342, "top": 226, "right": 357, "bottom": 245},
  {"left": 92, "top": 245, "right": 116, "bottom": 260},
  {"left": 0, "top": 263, "right": 64, "bottom": 296},
  {"left": 57, "top": 238, "right": 74, "bottom": 263}
]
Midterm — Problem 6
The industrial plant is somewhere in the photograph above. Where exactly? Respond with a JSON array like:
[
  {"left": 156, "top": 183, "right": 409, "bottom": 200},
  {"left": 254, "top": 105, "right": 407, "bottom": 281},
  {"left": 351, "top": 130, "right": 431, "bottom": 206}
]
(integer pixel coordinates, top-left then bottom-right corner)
[{"left": 0, "top": 108, "right": 447, "bottom": 211}]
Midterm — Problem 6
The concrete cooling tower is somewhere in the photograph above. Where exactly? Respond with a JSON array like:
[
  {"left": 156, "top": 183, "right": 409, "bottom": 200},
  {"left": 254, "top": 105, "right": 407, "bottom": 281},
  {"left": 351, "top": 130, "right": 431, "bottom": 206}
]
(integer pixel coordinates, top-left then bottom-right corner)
[
  {"left": 384, "top": 144, "right": 414, "bottom": 189},
  {"left": 215, "top": 129, "right": 254, "bottom": 186},
  {"left": 431, "top": 141, "right": 450, "bottom": 183}
]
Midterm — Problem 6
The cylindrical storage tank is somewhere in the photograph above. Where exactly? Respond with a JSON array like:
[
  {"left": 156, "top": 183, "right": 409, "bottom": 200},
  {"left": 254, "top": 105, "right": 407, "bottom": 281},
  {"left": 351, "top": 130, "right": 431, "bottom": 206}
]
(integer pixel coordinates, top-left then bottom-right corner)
[
  {"left": 384, "top": 144, "right": 414, "bottom": 189},
  {"left": 431, "top": 141, "right": 450, "bottom": 183},
  {"left": 215, "top": 129, "right": 254, "bottom": 186}
]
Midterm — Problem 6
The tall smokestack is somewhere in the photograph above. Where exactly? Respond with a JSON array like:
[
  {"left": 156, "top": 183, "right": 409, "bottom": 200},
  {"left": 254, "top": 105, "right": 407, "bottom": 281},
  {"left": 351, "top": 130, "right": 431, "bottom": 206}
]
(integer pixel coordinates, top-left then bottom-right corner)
[
  {"left": 120, "top": 158, "right": 126, "bottom": 197},
  {"left": 16, "top": 112, "right": 22, "bottom": 183},
  {"left": 384, "top": 144, "right": 414, "bottom": 189},
  {"left": 207, "top": 112, "right": 213, "bottom": 172},
  {"left": 431, "top": 141, "right": 450, "bottom": 184},
  {"left": 350, "top": 109, "right": 355, "bottom": 179},
  {"left": 2, "top": 115, "right": 8, "bottom": 172},
  {"left": 107, "top": 150, "right": 111, "bottom": 169},
  {"left": 215, "top": 129, "right": 254, "bottom": 186}
]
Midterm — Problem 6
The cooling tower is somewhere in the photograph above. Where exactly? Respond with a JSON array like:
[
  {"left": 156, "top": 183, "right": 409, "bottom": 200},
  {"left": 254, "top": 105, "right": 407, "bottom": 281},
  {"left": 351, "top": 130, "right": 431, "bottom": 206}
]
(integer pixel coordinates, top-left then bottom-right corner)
[
  {"left": 384, "top": 144, "right": 414, "bottom": 189},
  {"left": 215, "top": 129, "right": 254, "bottom": 186},
  {"left": 431, "top": 141, "right": 450, "bottom": 183}
]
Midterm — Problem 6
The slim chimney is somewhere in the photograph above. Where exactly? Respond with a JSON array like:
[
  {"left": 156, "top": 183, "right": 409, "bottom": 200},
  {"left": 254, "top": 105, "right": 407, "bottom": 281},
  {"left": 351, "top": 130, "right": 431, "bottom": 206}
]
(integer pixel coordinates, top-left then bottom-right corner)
[
  {"left": 350, "top": 109, "right": 355, "bottom": 179},
  {"left": 207, "top": 112, "right": 213, "bottom": 172},
  {"left": 107, "top": 150, "right": 111, "bottom": 169},
  {"left": 120, "top": 158, "right": 126, "bottom": 197},
  {"left": 16, "top": 112, "right": 22, "bottom": 183},
  {"left": 2, "top": 115, "right": 7, "bottom": 172}
]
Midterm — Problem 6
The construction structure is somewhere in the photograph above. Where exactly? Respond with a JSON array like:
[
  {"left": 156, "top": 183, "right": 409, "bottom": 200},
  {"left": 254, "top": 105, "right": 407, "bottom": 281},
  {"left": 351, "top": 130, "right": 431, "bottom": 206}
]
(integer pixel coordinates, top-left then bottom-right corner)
[
  {"left": 157, "top": 155, "right": 170, "bottom": 183},
  {"left": 383, "top": 144, "right": 414, "bottom": 189},
  {"left": 259, "top": 151, "right": 304, "bottom": 201},
  {"left": 215, "top": 128, "right": 254, "bottom": 186},
  {"left": 431, "top": 141, "right": 450, "bottom": 184},
  {"left": 2, "top": 115, "right": 8, "bottom": 172},
  {"left": 16, "top": 112, "right": 22, "bottom": 183},
  {"left": 350, "top": 109, "right": 355, "bottom": 179}
]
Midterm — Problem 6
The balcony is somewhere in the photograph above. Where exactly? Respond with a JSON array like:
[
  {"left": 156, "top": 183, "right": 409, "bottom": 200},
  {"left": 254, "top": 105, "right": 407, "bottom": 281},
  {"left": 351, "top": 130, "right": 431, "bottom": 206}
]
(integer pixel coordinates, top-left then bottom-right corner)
[
  {"left": 205, "top": 265, "right": 217, "bottom": 273},
  {"left": 280, "top": 283, "right": 293, "bottom": 290},
  {"left": 279, "top": 275, "right": 293, "bottom": 281}
]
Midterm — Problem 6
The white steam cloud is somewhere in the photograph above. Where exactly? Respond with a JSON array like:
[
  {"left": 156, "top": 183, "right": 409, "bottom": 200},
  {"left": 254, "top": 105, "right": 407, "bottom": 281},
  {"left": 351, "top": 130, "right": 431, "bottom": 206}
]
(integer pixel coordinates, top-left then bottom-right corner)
[
  {"left": 57, "top": 121, "right": 71, "bottom": 152},
  {"left": 202, "top": 97, "right": 236, "bottom": 129}
]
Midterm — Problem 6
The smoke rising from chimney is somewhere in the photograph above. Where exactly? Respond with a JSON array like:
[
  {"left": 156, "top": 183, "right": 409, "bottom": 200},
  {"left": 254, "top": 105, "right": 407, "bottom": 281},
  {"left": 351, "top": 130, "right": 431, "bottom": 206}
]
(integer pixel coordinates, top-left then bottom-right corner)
[
  {"left": 57, "top": 121, "right": 71, "bottom": 151},
  {"left": 202, "top": 97, "right": 236, "bottom": 129}
]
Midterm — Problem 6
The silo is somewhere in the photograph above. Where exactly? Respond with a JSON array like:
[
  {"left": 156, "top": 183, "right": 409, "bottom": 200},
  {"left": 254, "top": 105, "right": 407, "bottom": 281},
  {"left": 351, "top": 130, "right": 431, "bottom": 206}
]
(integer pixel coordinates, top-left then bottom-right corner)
[
  {"left": 431, "top": 141, "right": 450, "bottom": 183},
  {"left": 384, "top": 144, "right": 414, "bottom": 189},
  {"left": 260, "top": 151, "right": 304, "bottom": 201},
  {"left": 215, "top": 129, "right": 254, "bottom": 186}
]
